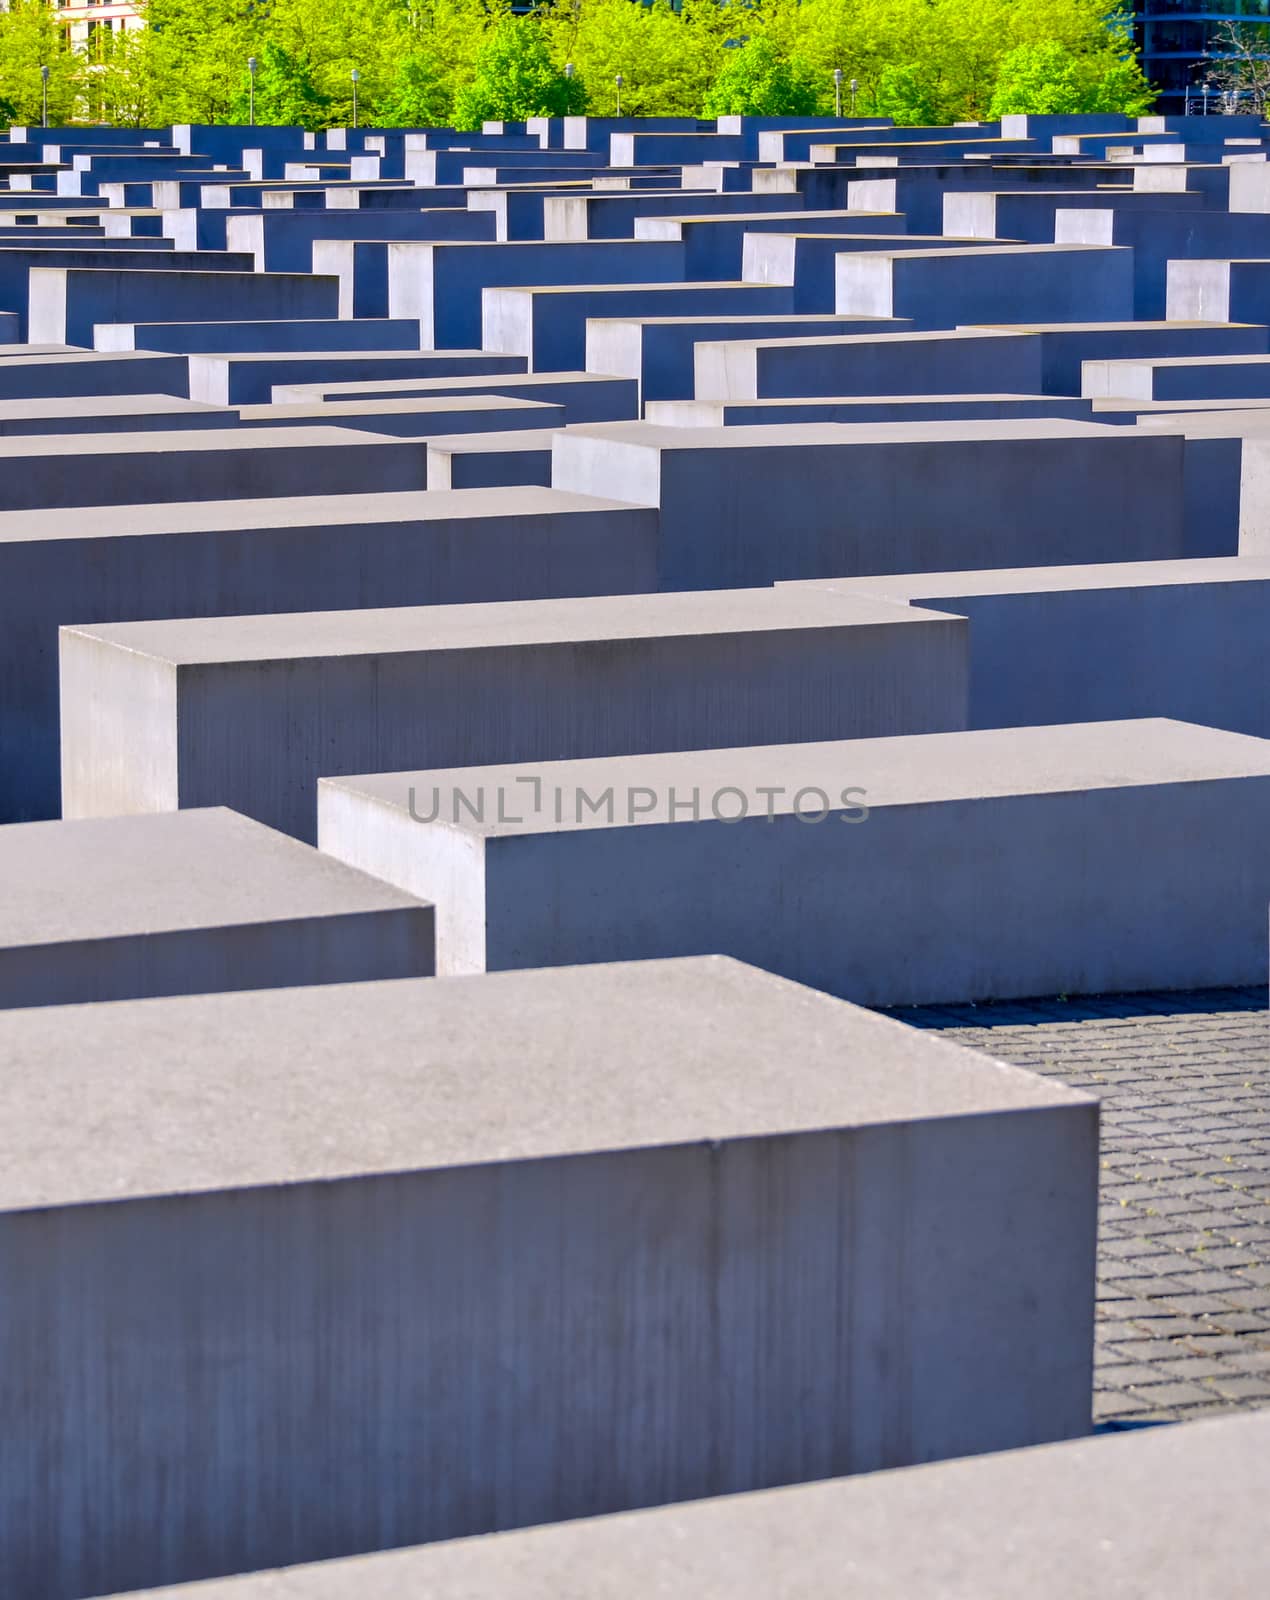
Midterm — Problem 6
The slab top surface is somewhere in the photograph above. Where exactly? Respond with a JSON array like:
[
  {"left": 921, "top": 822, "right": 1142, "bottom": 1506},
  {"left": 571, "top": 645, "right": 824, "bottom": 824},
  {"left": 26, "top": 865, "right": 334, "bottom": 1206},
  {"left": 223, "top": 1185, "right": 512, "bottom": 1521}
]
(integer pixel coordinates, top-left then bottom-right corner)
[
  {"left": 0, "top": 485, "right": 637, "bottom": 544},
  {"left": 0, "top": 807, "right": 425, "bottom": 948},
  {"left": 793, "top": 556, "right": 1270, "bottom": 600},
  {"left": 0, "top": 956, "right": 1089, "bottom": 1212},
  {"left": 559, "top": 417, "right": 1126, "bottom": 449},
  {"left": 107, "top": 1410, "right": 1270, "bottom": 1598},
  {"left": 0, "top": 424, "right": 394, "bottom": 457},
  {"left": 61, "top": 585, "right": 938, "bottom": 664},
  {"left": 320, "top": 719, "right": 1270, "bottom": 837}
]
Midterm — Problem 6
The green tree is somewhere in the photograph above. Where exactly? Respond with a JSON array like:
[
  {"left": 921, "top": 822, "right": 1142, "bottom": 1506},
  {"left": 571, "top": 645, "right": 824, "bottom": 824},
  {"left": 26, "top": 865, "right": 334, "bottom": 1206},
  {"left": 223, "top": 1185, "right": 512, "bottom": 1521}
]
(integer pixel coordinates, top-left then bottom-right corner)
[
  {"left": 228, "top": 42, "right": 328, "bottom": 128},
  {"left": 452, "top": 15, "right": 585, "bottom": 129},
  {"left": 872, "top": 60, "right": 939, "bottom": 124},
  {"left": 375, "top": 50, "right": 452, "bottom": 127},
  {"left": 0, "top": 0, "right": 84, "bottom": 126},
  {"left": 988, "top": 38, "right": 1154, "bottom": 116},
  {"left": 702, "top": 35, "right": 818, "bottom": 117}
]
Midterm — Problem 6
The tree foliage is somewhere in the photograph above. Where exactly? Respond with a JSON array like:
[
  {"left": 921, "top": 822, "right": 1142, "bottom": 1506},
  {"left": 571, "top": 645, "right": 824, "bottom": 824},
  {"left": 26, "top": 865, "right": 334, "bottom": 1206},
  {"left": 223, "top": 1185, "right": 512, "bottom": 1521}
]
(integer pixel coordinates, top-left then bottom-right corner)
[
  {"left": 702, "top": 35, "right": 818, "bottom": 117},
  {"left": 0, "top": 0, "right": 1156, "bottom": 130},
  {"left": 452, "top": 16, "right": 586, "bottom": 129}
]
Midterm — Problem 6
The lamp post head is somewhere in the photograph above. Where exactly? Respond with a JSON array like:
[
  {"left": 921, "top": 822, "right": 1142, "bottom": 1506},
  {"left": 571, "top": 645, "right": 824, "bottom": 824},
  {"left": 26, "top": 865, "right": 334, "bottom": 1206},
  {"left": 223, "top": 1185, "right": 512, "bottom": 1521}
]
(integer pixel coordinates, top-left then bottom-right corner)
[
  {"left": 615, "top": 73, "right": 624, "bottom": 87},
  {"left": 247, "top": 57, "right": 258, "bottom": 76},
  {"left": 833, "top": 68, "right": 843, "bottom": 85},
  {"left": 564, "top": 61, "right": 575, "bottom": 79},
  {"left": 850, "top": 78, "right": 858, "bottom": 91},
  {"left": 351, "top": 69, "right": 360, "bottom": 83}
]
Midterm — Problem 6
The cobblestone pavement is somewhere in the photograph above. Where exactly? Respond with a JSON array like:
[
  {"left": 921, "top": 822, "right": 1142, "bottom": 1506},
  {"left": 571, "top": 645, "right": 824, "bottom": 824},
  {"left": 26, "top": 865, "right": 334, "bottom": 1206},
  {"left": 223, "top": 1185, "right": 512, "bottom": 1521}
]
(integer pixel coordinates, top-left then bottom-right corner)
[{"left": 885, "top": 988, "right": 1270, "bottom": 1425}]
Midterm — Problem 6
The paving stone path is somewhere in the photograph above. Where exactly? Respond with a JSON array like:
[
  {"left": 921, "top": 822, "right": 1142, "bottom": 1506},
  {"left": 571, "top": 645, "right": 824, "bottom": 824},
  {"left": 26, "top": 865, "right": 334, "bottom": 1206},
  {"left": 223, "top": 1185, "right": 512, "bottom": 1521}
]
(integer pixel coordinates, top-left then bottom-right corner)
[{"left": 887, "top": 988, "right": 1270, "bottom": 1424}]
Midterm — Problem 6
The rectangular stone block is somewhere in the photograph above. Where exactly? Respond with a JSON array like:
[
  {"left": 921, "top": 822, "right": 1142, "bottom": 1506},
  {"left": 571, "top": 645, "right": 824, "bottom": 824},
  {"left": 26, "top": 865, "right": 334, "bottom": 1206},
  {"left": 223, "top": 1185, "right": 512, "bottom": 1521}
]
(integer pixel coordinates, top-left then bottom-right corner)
[
  {"left": 0, "top": 806, "right": 432, "bottom": 1007},
  {"left": 483, "top": 282, "right": 797, "bottom": 373},
  {"left": 0, "top": 484, "right": 656, "bottom": 821},
  {"left": 586, "top": 313, "right": 897, "bottom": 403},
  {"left": 0, "top": 426, "right": 428, "bottom": 512},
  {"left": 186, "top": 349, "right": 527, "bottom": 406},
  {"left": 237, "top": 395, "right": 566, "bottom": 441},
  {"left": 835, "top": 245, "right": 1134, "bottom": 327},
  {"left": 633, "top": 210, "right": 908, "bottom": 278},
  {"left": 789, "top": 557, "right": 1270, "bottom": 738},
  {"left": 94, "top": 317, "right": 426, "bottom": 354},
  {"left": 0, "top": 393, "right": 235, "bottom": 435},
  {"left": 387, "top": 239, "right": 686, "bottom": 348},
  {"left": 28, "top": 265, "right": 339, "bottom": 346},
  {"left": 0, "top": 348, "right": 192, "bottom": 400},
  {"left": 967, "top": 320, "right": 1270, "bottom": 395},
  {"left": 425, "top": 428, "right": 556, "bottom": 488},
  {"left": 316, "top": 719, "right": 1270, "bottom": 1001},
  {"left": 0, "top": 955, "right": 1097, "bottom": 1598},
  {"left": 109, "top": 1410, "right": 1270, "bottom": 1600},
  {"left": 647, "top": 394, "right": 1097, "bottom": 426},
  {"left": 270, "top": 369, "right": 640, "bottom": 423},
  {"left": 59, "top": 587, "right": 968, "bottom": 842},
  {"left": 1083, "top": 353, "right": 1270, "bottom": 403},
  {"left": 550, "top": 420, "right": 1190, "bottom": 589},
  {"left": 693, "top": 328, "right": 1045, "bottom": 401}
]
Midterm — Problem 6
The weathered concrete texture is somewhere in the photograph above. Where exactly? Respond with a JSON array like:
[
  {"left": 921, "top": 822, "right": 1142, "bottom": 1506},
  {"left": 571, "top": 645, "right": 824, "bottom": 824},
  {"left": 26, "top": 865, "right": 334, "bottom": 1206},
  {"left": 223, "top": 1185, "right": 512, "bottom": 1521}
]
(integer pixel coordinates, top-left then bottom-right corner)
[
  {"left": 104, "top": 1410, "right": 1270, "bottom": 1599},
  {"left": 0, "top": 806, "right": 433, "bottom": 1006},
  {"left": 59, "top": 586, "right": 968, "bottom": 841},
  {"left": 550, "top": 419, "right": 1193, "bottom": 589},
  {"left": 0, "top": 485, "right": 657, "bottom": 822},
  {"left": 0, "top": 956, "right": 1097, "bottom": 1599},
  {"left": 316, "top": 720, "right": 1270, "bottom": 1003},
  {"left": 788, "top": 558, "right": 1270, "bottom": 737}
]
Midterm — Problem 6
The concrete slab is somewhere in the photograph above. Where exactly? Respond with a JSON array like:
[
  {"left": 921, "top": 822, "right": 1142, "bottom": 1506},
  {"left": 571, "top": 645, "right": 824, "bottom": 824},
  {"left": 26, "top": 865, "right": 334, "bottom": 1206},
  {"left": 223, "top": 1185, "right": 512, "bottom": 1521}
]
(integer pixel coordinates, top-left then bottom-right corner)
[
  {"left": 316, "top": 719, "right": 1270, "bottom": 1002},
  {"left": 0, "top": 426, "right": 428, "bottom": 511},
  {"left": 425, "top": 427, "right": 558, "bottom": 488},
  {"left": 187, "top": 350, "right": 528, "bottom": 407},
  {"left": 0, "top": 955, "right": 1097, "bottom": 1598},
  {"left": 60, "top": 586, "right": 967, "bottom": 841},
  {"left": 107, "top": 1410, "right": 1270, "bottom": 1600},
  {"left": 0, "top": 485, "right": 657, "bottom": 821},
  {"left": 550, "top": 419, "right": 1193, "bottom": 589},
  {"left": 0, "top": 806, "right": 432, "bottom": 1007},
  {"left": 788, "top": 557, "right": 1270, "bottom": 737}
]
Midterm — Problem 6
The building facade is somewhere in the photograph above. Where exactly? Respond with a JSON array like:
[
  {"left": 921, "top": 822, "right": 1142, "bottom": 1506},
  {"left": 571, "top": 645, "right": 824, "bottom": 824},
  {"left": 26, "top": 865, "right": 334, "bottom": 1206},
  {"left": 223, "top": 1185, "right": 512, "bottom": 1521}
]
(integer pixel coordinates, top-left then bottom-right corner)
[{"left": 1135, "top": 2, "right": 1270, "bottom": 112}]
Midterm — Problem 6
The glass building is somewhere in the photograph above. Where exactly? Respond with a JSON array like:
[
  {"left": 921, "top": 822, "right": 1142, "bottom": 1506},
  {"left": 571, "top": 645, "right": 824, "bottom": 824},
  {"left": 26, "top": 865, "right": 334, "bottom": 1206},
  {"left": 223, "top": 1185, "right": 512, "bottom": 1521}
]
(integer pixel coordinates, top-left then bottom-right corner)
[{"left": 1135, "top": 2, "right": 1270, "bottom": 112}]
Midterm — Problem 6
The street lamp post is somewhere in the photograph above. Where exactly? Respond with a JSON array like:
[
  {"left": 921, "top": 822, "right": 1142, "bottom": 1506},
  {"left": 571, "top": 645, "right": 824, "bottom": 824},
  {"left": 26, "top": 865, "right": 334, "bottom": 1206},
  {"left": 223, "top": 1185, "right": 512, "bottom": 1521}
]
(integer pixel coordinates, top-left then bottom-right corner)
[
  {"left": 247, "top": 56, "right": 258, "bottom": 127},
  {"left": 565, "top": 62, "right": 575, "bottom": 80},
  {"left": 351, "top": 68, "right": 360, "bottom": 130},
  {"left": 615, "top": 74, "right": 624, "bottom": 116},
  {"left": 833, "top": 67, "right": 843, "bottom": 118},
  {"left": 40, "top": 64, "right": 49, "bottom": 130},
  {"left": 850, "top": 77, "right": 858, "bottom": 115}
]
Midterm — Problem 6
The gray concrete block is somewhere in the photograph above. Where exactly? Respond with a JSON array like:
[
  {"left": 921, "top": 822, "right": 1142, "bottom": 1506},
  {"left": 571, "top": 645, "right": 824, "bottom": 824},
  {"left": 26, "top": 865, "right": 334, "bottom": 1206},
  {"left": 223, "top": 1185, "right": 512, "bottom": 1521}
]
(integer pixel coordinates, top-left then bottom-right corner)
[
  {"left": 0, "top": 955, "right": 1097, "bottom": 1598},
  {"left": 586, "top": 313, "right": 900, "bottom": 403},
  {"left": 0, "top": 393, "right": 235, "bottom": 436},
  {"left": 93, "top": 317, "right": 426, "bottom": 354},
  {"left": 1083, "top": 353, "right": 1270, "bottom": 403},
  {"left": 835, "top": 245, "right": 1135, "bottom": 327},
  {"left": 550, "top": 420, "right": 1191, "bottom": 589},
  {"left": 269, "top": 369, "right": 640, "bottom": 423},
  {"left": 187, "top": 350, "right": 527, "bottom": 407},
  {"left": 387, "top": 239, "right": 687, "bottom": 348},
  {"left": 108, "top": 1410, "right": 1270, "bottom": 1600},
  {"left": 693, "top": 328, "right": 1045, "bottom": 401},
  {"left": 0, "top": 806, "right": 432, "bottom": 1007},
  {"left": 426, "top": 428, "right": 557, "bottom": 488},
  {"left": 317, "top": 719, "right": 1270, "bottom": 1001},
  {"left": 0, "top": 484, "right": 656, "bottom": 821},
  {"left": 788, "top": 557, "right": 1270, "bottom": 738},
  {"left": 0, "top": 348, "right": 192, "bottom": 400},
  {"left": 236, "top": 395, "right": 566, "bottom": 441},
  {"left": 59, "top": 587, "right": 968, "bottom": 841},
  {"left": 646, "top": 394, "right": 1097, "bottom": 426},
  {"left": 483, "top": 282, "right": 798, "bottom": 373},
  {"left": 27, "top": 265, "right": 339, "bottom": 346},
  {"left": 967, "top": 319, "right": 1270, "bottom": 395},
  {"left": 0, "top": 426, "right": 428, "bottom": 512}
]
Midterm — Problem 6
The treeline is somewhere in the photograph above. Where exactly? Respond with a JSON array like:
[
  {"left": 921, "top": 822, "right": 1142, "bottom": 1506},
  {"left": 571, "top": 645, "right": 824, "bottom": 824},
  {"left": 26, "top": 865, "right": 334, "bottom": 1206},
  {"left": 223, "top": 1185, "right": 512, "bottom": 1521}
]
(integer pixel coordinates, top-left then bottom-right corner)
[{"left": 0, "top": 0, "right": 1154, "bottom": 132}]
